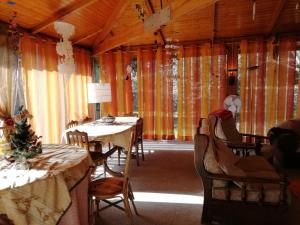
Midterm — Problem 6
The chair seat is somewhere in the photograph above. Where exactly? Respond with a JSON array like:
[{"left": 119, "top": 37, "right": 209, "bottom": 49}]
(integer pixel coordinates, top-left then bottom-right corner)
[{"left": 90, "top": 177, "right": 124, "bottom": 197}]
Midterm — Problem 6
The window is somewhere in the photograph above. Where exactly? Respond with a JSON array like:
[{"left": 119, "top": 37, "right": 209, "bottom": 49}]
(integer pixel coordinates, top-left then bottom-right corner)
[{"left": 130, "top": 57, "right": 138, "bottom": 113}]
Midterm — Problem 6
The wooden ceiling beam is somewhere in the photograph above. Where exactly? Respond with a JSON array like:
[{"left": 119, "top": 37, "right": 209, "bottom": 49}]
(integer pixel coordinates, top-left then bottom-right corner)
[
  {"left": 32, "top": 0, "right": 99, "bottom": 34},
  {"left": 92, "top": 0, "right": 131, "bottom": 47},
  {"left": 267, "top": 0, "right": 287, "bottom": 35},
  {"left": 73, "top": 29, "right": 103, "bottom": 44},
  {"left": 93, "top": 0, "right": 219, "bottom": 55}
]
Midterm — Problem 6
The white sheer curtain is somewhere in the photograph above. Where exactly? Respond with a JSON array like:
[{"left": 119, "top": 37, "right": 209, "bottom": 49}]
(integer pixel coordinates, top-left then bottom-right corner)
[{"left": 0, "top": 31, "right": 24, "bottom": 137}]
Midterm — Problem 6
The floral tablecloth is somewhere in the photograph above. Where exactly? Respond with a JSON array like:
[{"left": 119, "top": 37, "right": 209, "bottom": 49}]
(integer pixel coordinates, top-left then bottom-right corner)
[
  {"left": 61, "top": 117, "right": 139, "bottom": 151},
  {"left": 0, "top": 144, "right": 93, "bottom": 225}
]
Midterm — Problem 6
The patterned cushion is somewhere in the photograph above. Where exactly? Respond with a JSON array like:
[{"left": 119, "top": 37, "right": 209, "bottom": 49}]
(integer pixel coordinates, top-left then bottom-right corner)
[
  {"left": 204, "top": 137, "right": 227, "bottom": 187},
  {"left": 219, "top": 117, "right": 242, "bottom": 142},
  {"left": 214, "top": 139, "right": 245, "bottom": 177}
]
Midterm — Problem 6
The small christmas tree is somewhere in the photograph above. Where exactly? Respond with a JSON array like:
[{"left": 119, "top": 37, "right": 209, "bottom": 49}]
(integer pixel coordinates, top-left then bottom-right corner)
[{"left": 10, "top": 106, "right": 42, "bottom": 159}]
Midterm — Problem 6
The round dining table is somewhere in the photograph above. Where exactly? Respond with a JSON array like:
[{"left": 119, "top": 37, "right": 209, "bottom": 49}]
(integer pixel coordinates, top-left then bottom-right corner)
[{"left": 0, "top": 144, "right": 93, "bottom": 225}]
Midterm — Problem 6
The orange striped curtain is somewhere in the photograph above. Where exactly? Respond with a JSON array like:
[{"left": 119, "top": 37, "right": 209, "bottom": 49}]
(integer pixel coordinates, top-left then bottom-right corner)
[
  {"left": 100, "top": 52, "right": 115, "bottom": 116},
  {"left": 177, "top": 46, "right": 200, "bottom": 141},
  {"left": 137, "top": 47, "right": 174, "bottom": 140},
  {"left": 162, "top": 49, "right": 175, "bottom": 140},
  {"left": 210, "top": 44, "right": 227, "bottom": 111},
  {"left": 240, "top": 40, "right": 266, "bottom": 135},
  {"left": 99, "top": 51, "right": 133, "bottom": 116},
  {"left": 177, "top": 43, "right": 227, "bottom": 141},
  {"left": 21, "top": 34, "right": 92, "bottom": 143},
  {"left": 141, "top": 49, "right": 155, "bottom": 139},
  {"left": 240, "top": 38, "right": 296, "bottom": 135},
  {"left": 154, "top": 47, "right": 163, "bottom": 139}
]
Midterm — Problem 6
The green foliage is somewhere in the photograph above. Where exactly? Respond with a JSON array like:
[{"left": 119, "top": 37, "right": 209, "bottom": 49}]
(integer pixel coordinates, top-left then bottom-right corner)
[{"left": 10, "top": 109, "right": 42, "bottom": 159}]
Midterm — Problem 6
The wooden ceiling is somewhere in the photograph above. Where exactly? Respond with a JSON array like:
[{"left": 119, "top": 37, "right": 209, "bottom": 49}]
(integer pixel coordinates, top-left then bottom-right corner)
[{"left": 0, "top": 0, "right": 299, "bottom": 55}]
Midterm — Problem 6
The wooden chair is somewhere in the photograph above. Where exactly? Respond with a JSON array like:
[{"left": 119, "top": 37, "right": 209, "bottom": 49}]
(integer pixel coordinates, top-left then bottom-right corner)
[
  {"left": 122, "top": 112, "right": 138, "bottom": 117},
  {"left": 81, "top": 116, "right": 93, "bottom": 124},
  {"left": 66, "top": 130, "right": 117, "bottom": 175},
  {"left": 66, "top": 120, "right": 78, "bottom": 129},
  {"left": 134, "top": 117, "right": 144, "bottom": 165},
  {"left": 208, "top": 110, "right": 271, "bottom": 157},
  {"left": 118, "top": 117, "right": 144, "bottom": 166},
  {"left": 89, "top": 132, "right": 138, "bottom": 225},
  {"left": 194, "top": 117, "right": 289, "bottom": 225}
]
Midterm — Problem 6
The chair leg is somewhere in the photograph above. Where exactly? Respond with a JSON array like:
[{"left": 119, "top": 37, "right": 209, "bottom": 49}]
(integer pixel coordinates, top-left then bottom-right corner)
[
  {"left": 103, "top": 161, "right": 107, "bottom": 178},
  {"left": 128, "top": 183, "right": 138, "bottom": 215},
  {"left": 88, "top": 196, "right": 94, "bottom": 225},
  {"left": 123, "top": 197, "right": 133, "bottom": 225},
  {"left": 135, "top": 144, "right": 140, "bottom": 166},
  {"left": 141, "top": 140, "right": 144, "bottom": 161},
  {"left": 96, "top": 200, "right": 100, "bottom": 216},
  {"left": 118, "top": 148, "right": 121, "bottom": 166}
]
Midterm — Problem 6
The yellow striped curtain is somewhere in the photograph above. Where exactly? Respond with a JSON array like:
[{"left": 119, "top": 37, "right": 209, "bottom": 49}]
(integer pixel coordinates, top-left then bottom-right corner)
[
  {"left": 162, "top": 49, "right": 175, "bottom": 140},
  {"left": 177, "top": 46, "right": 184, "bottom": 141},
  {"left": 154, "top": 47, "right": 163, "bottom": 139},
  {"left": 177, "top": 43, "right": 227, "bottom": 141},
  {"left": 240, "top": 38, "right": 296, "bottom": 135},
  {"left": 21, "top": 34, "right": 92, "bottom": 143}
]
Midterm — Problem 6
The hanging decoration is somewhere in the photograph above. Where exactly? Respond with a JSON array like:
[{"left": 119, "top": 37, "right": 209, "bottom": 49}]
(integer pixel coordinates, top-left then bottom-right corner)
[
  {"left": 135, "top": 4, "right": 145, "bottom": 22},
  {"left": 8, "top": 11, "right": 21, "bottom": 57},
  {"left": 165, "top": 37, "right": 179, "bottom": 80},
  {"left": 54, "top": 21, "right": 75, "bottom": 80}
]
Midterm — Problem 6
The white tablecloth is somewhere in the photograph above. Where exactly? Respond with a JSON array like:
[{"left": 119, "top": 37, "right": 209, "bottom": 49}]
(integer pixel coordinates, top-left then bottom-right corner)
[
  {"left": 61, "top": 117, "right": 138, "bottom": 150},
  {"left": 0, "top": 144, "right": 93, "bottom": 225}
]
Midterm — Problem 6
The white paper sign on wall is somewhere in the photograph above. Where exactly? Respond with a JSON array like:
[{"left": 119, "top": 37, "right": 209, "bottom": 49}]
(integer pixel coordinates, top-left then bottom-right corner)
[{"left": 88, "top": 83, "right": 112, "bottom": 103}]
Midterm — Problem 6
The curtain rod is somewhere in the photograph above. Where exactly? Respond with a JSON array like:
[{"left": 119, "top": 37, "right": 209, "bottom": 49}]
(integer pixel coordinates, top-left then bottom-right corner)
[
  {"left": 92, "top": 32, "right": 300, "bottom": 56},
  {"left": 94, "top": 32, "right": 300, "bottom": 57}
]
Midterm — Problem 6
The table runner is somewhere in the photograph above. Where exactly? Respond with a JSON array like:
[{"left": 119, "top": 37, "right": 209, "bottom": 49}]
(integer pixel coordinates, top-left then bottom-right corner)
[{"left": 0, "top": 144, "right": 93, "bottom": 225}]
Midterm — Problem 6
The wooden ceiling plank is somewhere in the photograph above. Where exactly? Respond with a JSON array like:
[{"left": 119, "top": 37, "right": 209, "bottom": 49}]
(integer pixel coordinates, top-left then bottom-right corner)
[
  {"left": 93, "top": 0, "right": 219, "bottom": 55},
  {"left": 267, "top": 0, "right": 287, "bottom": 34},
  {"left": 32, "top": 0, "right": 99, "bottom": 34},
  {"left": 92, "top": 0, "right": 131, "bottom": 47},
  {"left": 211, "top": 2, "right": 216, "bottom": 41}
]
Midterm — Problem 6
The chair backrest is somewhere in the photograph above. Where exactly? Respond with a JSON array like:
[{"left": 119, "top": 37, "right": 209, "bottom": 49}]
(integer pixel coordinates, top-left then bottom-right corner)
[
  {"left": 66, "top": 120, "right": 79, "bottom": 129},
  {"left": 66, "top": 130, "right": 89, "bottom": 151},
  {"left": 194, "top": 133, "right": 210, "bottom": 178},
  {"left": 208, "top": 110, "right": 242, "bottom": 142},
  {"left": 81, "top": 117, "right": 93, "bottom": 124},
  {"left": 135, "top": 118, "right": 143, "bottom": 142}
]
